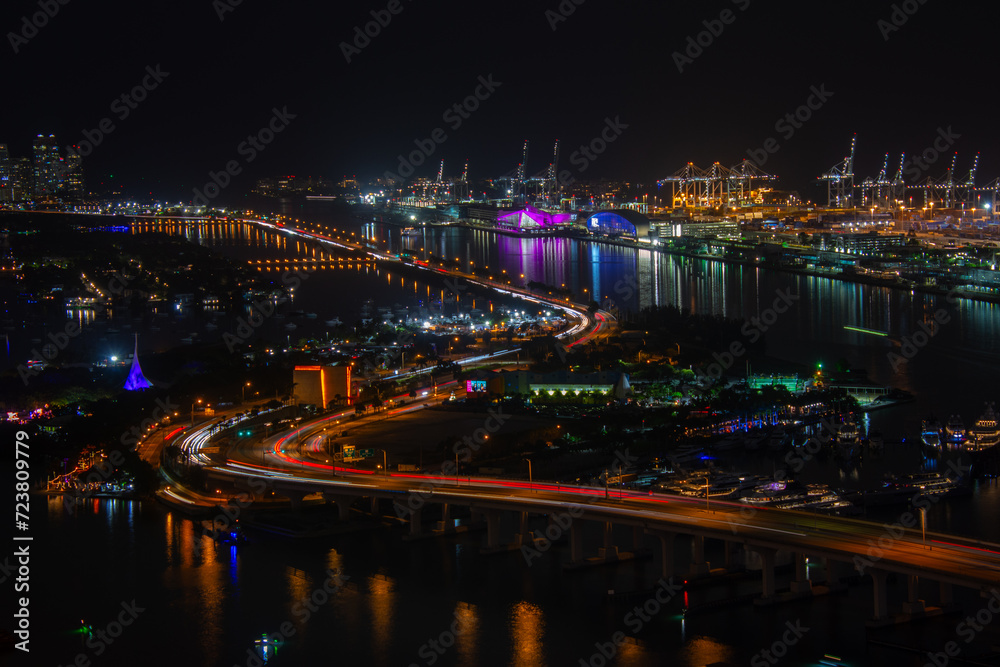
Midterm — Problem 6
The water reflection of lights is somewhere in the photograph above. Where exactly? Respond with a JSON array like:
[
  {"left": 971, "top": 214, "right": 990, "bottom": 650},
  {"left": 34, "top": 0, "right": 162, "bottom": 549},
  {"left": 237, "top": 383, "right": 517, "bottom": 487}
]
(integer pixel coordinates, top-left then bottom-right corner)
[
  {"left": 509, "top": 601, "right": 545, "bottom": 667},
  {"left": 368, "top": 574, "right": 396, "bottom": 664}
]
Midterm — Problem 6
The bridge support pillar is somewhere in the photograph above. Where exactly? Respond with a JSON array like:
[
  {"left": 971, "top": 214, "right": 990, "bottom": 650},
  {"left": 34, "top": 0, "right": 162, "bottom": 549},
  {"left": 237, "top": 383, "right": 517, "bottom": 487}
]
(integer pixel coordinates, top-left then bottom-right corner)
[
  {"left": 598, "top": 522, "right": 619, "bottom": 561},
  {"left": 870, "top": 569, "right": 889, "bottom": 622},
  {"left": 323, "top": 493, "right": 353, "bottom": 520},
  {"left": 723, "top": 540, "right": 738, "bottom": 570},
  {"left": 790, "top": 553, "right": 813, "bottom": 595},
  {"left": 903, "top": 575, "right": 925, "bottom": 614},
  {"left": 284, "top": 490, "right": 307, "bottom": 509},
  {"left": 370, "top": 496, "right": 379, "bottom": 517},
  {"left": 751, "top": 547, "right": 777, "bottom": 603},
  {"left": 655, "top": 532, "right": 676, "bottom": 579},
  {"left": 570, "top": 522, "right": 584, "bottom": 564},
  {"left": 436, "top": 503, "right": 452, "bottom": 532},
  {"left": 940, "top": 582, "right": 954, "bottom": 607},
  {"left": 689, "top": 535, "right": 710, "bottom": 577},
  {"left": 632, "top": 526, "right": 645, "bottom": 552},
  {"left": 516, "top": 512, "right": 532, "bottom": 547},
  {"left": 823, "top": 559, "right": 842, "bottom": 587},
  {"left": 409, "top": 507, "right": 422, "bottom": 537},
  {"left": 485, "top": 511, "right": 501, "bottom": 550}
]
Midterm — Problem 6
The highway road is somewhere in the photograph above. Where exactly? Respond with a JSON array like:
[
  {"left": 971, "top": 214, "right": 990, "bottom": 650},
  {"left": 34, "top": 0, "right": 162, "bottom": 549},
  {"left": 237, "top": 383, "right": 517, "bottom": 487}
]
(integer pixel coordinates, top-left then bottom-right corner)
[{"left": 167, "top": 405, "right": 1000, "bottom": 595}]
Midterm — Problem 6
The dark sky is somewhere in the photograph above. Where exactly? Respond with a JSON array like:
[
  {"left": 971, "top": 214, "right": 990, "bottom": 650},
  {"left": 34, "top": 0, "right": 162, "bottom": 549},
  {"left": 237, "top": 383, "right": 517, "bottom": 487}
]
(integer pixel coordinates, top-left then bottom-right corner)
[{"left": 2, "top": 0, "right": 996, "bottom": 202}]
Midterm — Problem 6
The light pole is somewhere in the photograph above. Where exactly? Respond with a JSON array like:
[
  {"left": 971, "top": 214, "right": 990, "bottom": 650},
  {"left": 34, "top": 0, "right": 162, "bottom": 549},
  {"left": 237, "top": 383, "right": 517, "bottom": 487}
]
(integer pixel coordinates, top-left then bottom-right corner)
[
  {"left": 191, "top": 399, "right": 201, "bottom": 427},
  {"left": 242, "top": 382, "right": 251, "bottom": 404},
  {"left": 920, "top": 506, "right": 927, "bottom": 548},
  {"left": 705, "top": 476, "right": 710, "bottom": 511},
  {"left": 526, "top": 458, "right": 533, "bottom": 492}
]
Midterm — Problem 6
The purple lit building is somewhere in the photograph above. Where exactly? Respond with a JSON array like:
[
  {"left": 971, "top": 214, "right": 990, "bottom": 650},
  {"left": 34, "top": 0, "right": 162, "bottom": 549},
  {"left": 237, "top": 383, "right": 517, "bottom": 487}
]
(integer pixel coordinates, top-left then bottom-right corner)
[{"left": 497, "top": 205, "right": 574, "bottom": 232}]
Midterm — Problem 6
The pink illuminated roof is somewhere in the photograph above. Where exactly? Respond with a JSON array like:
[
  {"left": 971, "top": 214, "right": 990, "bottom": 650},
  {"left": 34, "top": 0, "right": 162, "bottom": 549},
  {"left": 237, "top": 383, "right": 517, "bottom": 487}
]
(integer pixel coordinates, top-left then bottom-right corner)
[{"left": 497, "top": 205, "right": 573, "bottom": 229}]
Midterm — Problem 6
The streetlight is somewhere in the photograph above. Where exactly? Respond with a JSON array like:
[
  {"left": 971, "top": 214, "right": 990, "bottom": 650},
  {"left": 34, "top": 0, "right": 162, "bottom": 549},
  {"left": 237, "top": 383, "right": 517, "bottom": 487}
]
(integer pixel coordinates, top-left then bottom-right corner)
[
  {"left": 242, "top": 382, "right": 251, "bottom": 404},
  {"left": 705, "top": 476, "right": 710, "bottom": 511},
  {"left": 920, "top": 506, "right": 927, "bottom": 548},
  {"left": 526, "top": 458, "right": 533, "bottom": 492},
  {"left": 191, "top": 399, "right": 201, "bottom": 427}
]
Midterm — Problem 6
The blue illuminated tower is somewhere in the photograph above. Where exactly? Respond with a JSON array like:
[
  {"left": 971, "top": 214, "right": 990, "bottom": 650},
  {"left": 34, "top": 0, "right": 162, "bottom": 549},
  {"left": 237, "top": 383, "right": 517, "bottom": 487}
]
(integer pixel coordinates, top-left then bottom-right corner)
[{"left": 124, "top": 335, "right": 151, "bottom": 391}]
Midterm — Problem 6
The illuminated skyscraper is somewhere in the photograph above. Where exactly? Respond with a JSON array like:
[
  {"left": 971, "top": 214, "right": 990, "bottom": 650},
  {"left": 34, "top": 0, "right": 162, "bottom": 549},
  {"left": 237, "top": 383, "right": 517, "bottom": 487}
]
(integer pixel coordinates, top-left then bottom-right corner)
[
  {"left": 13, "top": 158, "right": 34, "bottom": 201},
  {"left": 32, "top": 134, "right": 62, "bottom": 197},
  {"left": 62, "top": 146, "right": 84, "bottom": 198},
  {"left": 0, "top": 144, "right": 10, "bottom": 202}
]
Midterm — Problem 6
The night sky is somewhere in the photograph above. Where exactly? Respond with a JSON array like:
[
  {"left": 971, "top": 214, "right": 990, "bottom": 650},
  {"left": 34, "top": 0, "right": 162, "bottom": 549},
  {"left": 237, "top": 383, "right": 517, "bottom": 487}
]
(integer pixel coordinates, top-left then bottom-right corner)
[{"left": 2, "top": 0, "right": 996, "bottom": 202}]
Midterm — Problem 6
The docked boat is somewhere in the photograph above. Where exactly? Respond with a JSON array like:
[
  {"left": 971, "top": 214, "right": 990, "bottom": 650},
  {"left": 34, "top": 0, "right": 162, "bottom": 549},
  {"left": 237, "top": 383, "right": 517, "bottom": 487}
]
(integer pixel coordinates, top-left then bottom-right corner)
[
  {"left": 284, "top": 323, "right": 297, "bottom": 331},
  {"left": 834, "top": 422, "right": 861, "bottom": 460},
  {"left": 401, "top": 226, "right": 422, "bottom": 237},
  {"left": 921, "top": 418, "right": 943, "bottom": 449},
  {"left": 945, "top": 415, "right": 966, "bottom": 443},
  {"left": 967, "top": 404, "right": 1000, "bottom": 453},
  {"left": 665, "top": 444, "right": 707, "bottom": 468},
  {"left": 846, "top": 471, "right": 971, "bottom": 506},
  {"left": 325, "top": 317, "right": 343, "bottom": 327}
]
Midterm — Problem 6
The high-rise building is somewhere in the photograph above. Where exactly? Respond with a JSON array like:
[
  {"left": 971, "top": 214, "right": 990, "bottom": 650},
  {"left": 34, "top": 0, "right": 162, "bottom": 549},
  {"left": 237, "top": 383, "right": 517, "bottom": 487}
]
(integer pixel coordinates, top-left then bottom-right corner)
[
  {"left": 0, "top": 144, "right": 10, "bottom": 203},
  {"left": 13, "top": 158, "right": 34, "bottom": 201},
  {"left": 61, "top": 146, "right": 84, "bottom": 199},
  {"left": 32, "top": 134, "right": 62, "bottom": 197}
]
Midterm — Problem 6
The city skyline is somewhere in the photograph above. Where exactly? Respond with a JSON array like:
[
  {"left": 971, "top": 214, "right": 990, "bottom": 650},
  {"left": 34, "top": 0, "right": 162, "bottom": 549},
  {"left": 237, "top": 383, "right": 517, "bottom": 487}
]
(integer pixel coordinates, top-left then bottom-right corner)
[{"left": 2, "top": 1, "right": 998, "bottom": 200}]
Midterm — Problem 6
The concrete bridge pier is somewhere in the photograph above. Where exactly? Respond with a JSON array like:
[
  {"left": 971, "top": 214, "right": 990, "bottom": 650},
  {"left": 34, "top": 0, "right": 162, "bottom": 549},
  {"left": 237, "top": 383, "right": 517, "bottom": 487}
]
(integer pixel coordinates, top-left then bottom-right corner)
[
  {"left": 632, "top": 526, "right": 645, "bottom": 552},
  {"left": 323, "top": 494, "right": 354, "bottom": 521},
  {"left": 409, "top": 507, "right": 422, "bottom": 537},
  {"left": 723, "top": 540, "right": 739, "bottom": 571},
  {"left": 436, "top": 503, "right": 452, "bottom": 532},
  {"left": 751, "top": 547, "right": 777, "bottom": 604},
  {"left": 516, "top": 512, "right": 532, "bottom": 547},
  {"left": 689, "top": 535, "right": 710, "bottom": 577},
  {"left": 790, "top": 553, "right": 813, "bottom": 595},
  {"left": 653, "top": 532, "right": 675, "bottom": 579},
  {"left": 485, "top": 510, "right": 502, "bottom": 550},
  {"left": 868, "top": 569, "right": 889, "bottom": 623},
  {"left": 902, "top": 575, "right": 926, "bottom": 614},
  {"left": 570, "top": 521, "right": 584, "bottom": 564},
  {"left": 940, "top": 582, "right": 954, "bottom": 607},
  {"left": 823, "top": 558, "right": 841, "bottom": 587},
  {"left": 369, "top": 496, "right": 380, "bottom": 517},
  {"left": 283, "top": 490, "right": 308, "bottom": 509},
  {"left": 598, "top": 522, "right": 619, "bottom": 561}
]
